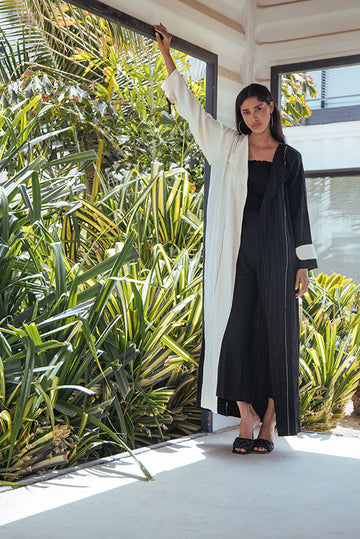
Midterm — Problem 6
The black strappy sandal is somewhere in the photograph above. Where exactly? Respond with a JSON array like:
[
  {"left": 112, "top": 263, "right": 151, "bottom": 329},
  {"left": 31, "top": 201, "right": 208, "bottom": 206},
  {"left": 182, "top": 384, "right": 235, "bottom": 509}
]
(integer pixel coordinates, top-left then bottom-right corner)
[
  {"left": 232, "top": 437, "right": 255, "bottom": 454},
  {"left": 252, "top": 438, "right": 274, "bottom": 453}
]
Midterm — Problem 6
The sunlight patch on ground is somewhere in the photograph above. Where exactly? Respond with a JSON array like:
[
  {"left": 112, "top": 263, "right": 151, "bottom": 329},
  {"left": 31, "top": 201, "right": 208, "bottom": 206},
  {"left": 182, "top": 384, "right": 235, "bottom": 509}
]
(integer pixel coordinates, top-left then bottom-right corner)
[
  {"left": 285, "top": 431, "right": 360, "bottom": 459},
  {"left": 0, "top": 437, "right": 206, "bottom": 526}
]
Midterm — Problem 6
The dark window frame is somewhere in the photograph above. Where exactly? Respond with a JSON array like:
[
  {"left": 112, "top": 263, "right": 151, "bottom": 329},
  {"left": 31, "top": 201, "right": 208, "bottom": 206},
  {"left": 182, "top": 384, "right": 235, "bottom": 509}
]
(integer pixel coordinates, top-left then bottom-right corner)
[
  {"left": 272, "top": 55, "right": 360, "bottom": 124},
  {"left": 270, "top": 53, "right": 360, "bottom": 106},
  {"left": 271, "top": 54, "right": 360, "bottom": 177},
  {"left": 303, "top": 105, "right": 360, "bottom": 126},
  {"left": 305, "top": 167, "right": 360, "bottom": 178}
]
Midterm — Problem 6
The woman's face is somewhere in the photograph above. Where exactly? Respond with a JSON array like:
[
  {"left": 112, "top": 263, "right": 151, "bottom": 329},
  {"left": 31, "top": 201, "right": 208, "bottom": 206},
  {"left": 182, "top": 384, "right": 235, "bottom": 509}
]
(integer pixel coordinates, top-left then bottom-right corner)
[{"left": 240, "top": 96, "right": 274, "bottom": 135}]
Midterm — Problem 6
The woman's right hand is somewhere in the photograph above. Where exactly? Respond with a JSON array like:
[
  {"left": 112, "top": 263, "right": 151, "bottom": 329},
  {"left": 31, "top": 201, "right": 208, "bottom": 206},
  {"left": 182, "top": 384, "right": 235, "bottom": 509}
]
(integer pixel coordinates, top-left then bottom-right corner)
[{"left": 154, "top": 23, "right": 172, "bottom": 56}]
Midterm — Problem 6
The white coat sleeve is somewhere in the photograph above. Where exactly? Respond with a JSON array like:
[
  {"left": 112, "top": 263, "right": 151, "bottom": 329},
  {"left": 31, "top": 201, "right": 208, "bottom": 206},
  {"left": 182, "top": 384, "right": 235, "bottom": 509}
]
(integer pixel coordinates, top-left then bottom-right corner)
[{"left": 161, "top": 69, "right": 237, "bottom": 165}]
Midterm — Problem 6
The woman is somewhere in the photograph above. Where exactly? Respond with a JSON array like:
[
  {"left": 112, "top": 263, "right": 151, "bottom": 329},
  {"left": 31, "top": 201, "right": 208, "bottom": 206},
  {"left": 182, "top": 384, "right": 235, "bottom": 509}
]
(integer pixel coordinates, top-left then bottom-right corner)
[{"left": 154, "top": 23, "right": 318, "bottom": 454}]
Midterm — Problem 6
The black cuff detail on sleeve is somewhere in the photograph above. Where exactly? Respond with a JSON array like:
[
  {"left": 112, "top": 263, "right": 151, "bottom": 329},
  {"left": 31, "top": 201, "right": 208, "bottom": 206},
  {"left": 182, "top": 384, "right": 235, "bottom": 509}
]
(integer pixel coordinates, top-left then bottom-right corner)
[{"left": 297, "top": 258, "right": 318, "bottom": 270}]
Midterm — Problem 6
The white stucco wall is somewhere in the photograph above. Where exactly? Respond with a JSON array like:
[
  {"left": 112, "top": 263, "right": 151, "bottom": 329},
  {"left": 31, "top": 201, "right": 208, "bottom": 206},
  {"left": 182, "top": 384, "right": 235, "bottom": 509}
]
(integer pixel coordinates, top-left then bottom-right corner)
[
  {"left": 254, "top": 1, "right": 359, "bottom": 70},
  {"left": 284, "top": 121, "right": 360, "bottom": 172}
]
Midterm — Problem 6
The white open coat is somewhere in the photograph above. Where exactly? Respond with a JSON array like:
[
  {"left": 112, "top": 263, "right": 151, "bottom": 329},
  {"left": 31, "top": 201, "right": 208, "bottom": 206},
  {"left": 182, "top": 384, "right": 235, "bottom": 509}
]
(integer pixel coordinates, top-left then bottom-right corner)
[
  {"left": 162, "top": 69, "right": 249, "bottom": 412},
  {"left": 161, "top": 69, "right": 317, "bottom": 434}
]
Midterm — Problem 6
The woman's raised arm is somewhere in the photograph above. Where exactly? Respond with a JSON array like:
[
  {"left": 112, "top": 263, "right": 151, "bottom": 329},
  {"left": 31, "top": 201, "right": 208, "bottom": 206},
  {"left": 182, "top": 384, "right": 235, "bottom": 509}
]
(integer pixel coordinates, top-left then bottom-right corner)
[
  {"left": 154, "top": 23, "right": 237, "bottom": 165},
  {"left": 154, "top": 23, "right": 176, "bottom": 76}
]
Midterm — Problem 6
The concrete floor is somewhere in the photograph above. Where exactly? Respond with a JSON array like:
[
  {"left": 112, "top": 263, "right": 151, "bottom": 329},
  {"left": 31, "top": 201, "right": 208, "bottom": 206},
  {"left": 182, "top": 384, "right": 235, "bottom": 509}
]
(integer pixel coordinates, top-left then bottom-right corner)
[{"left": 0, "top": 427, "right": 359, "bottom": 539}]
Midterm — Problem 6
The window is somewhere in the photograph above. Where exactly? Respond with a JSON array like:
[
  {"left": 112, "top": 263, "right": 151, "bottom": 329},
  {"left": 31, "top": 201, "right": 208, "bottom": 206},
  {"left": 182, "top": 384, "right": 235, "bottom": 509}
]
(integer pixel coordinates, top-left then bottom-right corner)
[
  {"left": 304, "top": 64, "right": 360, "bottom": 124},
  {"left": 271, "top": 55, "right": 360, "bottom": 282}
]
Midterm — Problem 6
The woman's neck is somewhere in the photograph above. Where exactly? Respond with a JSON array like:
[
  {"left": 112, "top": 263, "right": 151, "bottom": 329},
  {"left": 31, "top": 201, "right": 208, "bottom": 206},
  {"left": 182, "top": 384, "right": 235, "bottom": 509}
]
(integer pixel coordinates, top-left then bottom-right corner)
[
  {"left": 249, "top": 131, "right": 277, "bottom": 150},
  {"left": 248, "top": 132, "right": 280, "bottom": 162}
]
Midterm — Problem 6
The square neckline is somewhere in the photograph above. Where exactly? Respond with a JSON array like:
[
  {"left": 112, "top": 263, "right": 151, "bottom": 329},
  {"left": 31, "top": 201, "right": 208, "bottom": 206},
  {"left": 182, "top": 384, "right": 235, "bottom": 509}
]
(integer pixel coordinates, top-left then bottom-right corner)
[{"left": 248, "top": 142, "right": 281, "bottom": 164}]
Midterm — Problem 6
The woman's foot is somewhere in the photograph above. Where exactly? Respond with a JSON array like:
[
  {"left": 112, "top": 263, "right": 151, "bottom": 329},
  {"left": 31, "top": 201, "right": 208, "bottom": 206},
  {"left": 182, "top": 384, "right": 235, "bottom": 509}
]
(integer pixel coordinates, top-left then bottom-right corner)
[
  {"left": 234, "top": 401, "right": 261, "bottom": 453},
  {"left": 252, "top": 437, "right": 274, "bottom": 453},
  {"left": 253, "top": 398, "right": 276, "bottom": 453},
  {"left": 232, "top": 437, "right": 255, "bottom": 454}
]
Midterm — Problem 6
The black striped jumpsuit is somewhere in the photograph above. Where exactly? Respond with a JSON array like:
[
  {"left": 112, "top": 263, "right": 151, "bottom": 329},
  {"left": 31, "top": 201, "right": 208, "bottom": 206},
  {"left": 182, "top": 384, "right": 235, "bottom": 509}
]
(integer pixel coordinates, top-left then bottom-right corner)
[{"left": 216, "top": 160, "right": 273, "bottom": 409}]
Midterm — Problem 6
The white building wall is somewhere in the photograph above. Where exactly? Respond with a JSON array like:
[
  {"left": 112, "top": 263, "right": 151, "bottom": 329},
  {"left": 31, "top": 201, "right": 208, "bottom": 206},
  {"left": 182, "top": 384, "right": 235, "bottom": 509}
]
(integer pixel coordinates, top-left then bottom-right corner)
[
  {"left": 253, "top": 0, "right": 360, "bottom": 83},
  {"left": 284, "top": 121, "right": 360, "bottom": 172}
]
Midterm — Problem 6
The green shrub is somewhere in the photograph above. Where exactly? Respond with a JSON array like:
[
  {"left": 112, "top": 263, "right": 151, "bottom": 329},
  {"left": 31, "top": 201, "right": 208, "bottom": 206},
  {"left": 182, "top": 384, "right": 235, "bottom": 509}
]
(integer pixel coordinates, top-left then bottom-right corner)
[{"left": 299, "top": 272, "right": 360, "bottom": 431}]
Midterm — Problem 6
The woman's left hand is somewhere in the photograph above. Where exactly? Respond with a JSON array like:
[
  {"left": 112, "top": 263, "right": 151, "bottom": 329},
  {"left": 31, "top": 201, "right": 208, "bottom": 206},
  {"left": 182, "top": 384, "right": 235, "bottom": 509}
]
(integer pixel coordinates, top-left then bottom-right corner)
[{"left": 295, "top": 268, "right": 309, "bottom": 299}]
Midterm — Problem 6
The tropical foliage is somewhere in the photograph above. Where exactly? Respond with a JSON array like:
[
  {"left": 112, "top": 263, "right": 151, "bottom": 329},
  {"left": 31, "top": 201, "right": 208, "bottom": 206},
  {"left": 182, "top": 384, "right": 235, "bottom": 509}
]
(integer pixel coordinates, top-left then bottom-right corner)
[
  {"left": 0, "top": 0, "right": 205, "bottom": 192},
  {"left": 299, "top": 273, "right": 360, "bottom": 431},
  {"left": 281, "top": 72, "right": 317, "bottom": 126},
  {"left": 0, "top": 1, "right": 204, "bottom": 482},
  {"left": 0, "top": 85, "right": 202, "bottom": 481}
]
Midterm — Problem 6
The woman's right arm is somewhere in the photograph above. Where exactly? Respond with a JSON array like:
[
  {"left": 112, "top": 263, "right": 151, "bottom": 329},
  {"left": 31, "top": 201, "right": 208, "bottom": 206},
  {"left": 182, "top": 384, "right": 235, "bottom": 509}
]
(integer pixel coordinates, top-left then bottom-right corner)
[
  {"left": 287, "top": 150, "right": 318, "bottom": 272},
  {"left": 154, "top": 23, "right": 237, "bottom": 165}
]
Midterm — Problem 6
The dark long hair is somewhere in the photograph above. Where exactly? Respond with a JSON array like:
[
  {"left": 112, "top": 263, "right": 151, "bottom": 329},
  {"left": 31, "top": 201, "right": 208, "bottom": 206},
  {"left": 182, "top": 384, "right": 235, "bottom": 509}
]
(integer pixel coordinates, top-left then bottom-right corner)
[{"left": 235, "top": 83, "right": 285, "bottom": 143}]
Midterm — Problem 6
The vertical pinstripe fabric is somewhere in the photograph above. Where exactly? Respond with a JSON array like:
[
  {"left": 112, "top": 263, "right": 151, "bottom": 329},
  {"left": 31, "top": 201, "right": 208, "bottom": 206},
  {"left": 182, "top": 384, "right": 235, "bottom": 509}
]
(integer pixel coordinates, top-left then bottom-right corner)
[{"left": 207, "top": 143, "right": 317, "bottom": 436}]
